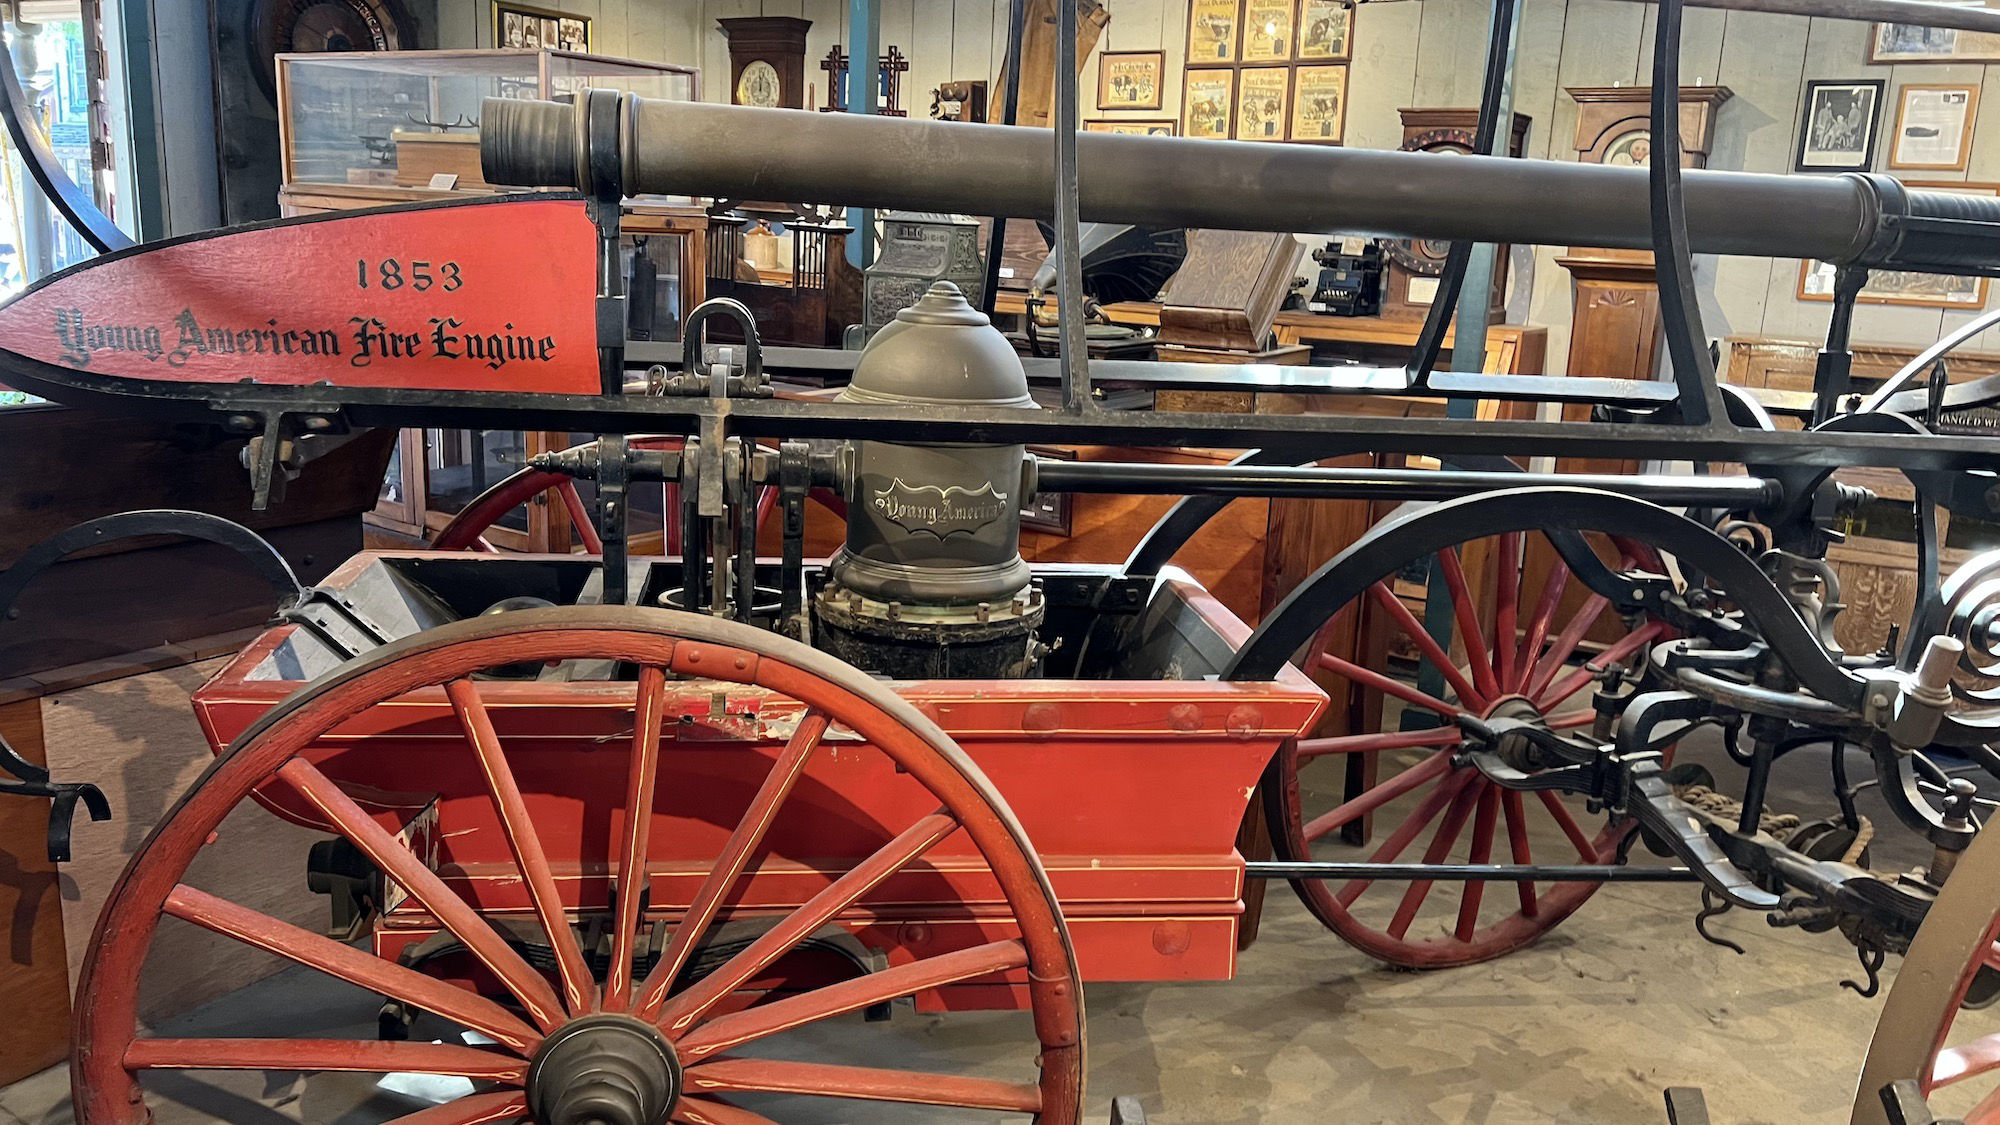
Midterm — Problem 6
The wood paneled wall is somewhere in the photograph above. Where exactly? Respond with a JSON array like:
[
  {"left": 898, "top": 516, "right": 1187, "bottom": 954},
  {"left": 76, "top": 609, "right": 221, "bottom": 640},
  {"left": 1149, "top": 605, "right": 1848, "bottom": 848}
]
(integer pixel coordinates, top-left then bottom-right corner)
[{"left": 437, "top": 0, "right": 2000, "bottom": 360}]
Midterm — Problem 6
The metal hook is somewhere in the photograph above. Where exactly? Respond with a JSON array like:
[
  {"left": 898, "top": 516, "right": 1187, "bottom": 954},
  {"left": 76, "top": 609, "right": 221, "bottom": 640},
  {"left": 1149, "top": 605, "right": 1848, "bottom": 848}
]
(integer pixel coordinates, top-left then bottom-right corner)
[
  {"left": 1694, "top": 888, "right": 1747, "bottom": 955},
  {"left": 1843, "top": 944, "right": 1886, "bottom": 997}
]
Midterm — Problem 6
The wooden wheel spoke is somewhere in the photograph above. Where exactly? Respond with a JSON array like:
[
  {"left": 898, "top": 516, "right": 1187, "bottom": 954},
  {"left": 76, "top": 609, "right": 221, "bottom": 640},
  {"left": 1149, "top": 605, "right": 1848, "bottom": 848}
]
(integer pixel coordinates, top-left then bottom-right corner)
[
  {"left": 1436, "top": 546, "right": 1502, "bottom": 703},
  {"left": 1525, "top": 592, "right": 1610, "bottom": 699},
  {"left": 388, "top": 1091, "right": 529, "bottom": 1125},
  {"left": 1455, "top": 786, "right": 1503, "bottom": 942},
  {"left": 635, "top": 711, "right": 833, "bottom": 1022},
  {"left": 123, "top": 1039, "right": 526, "bottom": 1083},
  {"left": 1515, "top": 549, "right": 1571, "bottom": 693},
  {"left": 1336, "top": 770, "right": 1474, "bottom": 907},
  {"left": 277, "top": 758, "right": 567, "bottom": 1031},
  {"left": 1493, "top": 533, "right": 1521, "bottom": 696},
  {"left": 1295, "top": 726, "right": 1462, "bottom": 761},
  {"left": 1935, "top": 1031, "right": 2000, "bottom": 1087},
  {"left": 684, "top": 1056, "right": 1042, "bottom": 1113},
  {"left": 1501, "top": 790, "right": 1539, "bottom": 917},
  {"left": 163, "top": 885, "right": 540, "bottom": 1055},
  {"left": 657, "top": 810, "right": 961, "bottom": 1037},
  {"left": 607, "top": 666, "right": 670, "bottom": 1012},
  {"left": 678, "top": 939, "right": 1030, "bottom": 1061},
  {"left": 1315, "top": 651, "right": 1464, "bottom": 722},
  {"left": 1537, "top": 789, "right": 1602, "bottom": 861},
  {"left": 1364, "top": 582, "right": 1485, "bottom": 709},
  {"left": 1302, "top": 751, "right": 1452, "bottom": 843},
  {"left": 555, "top": 479, "right": 604, "bottom": 554},
  {"left": 1386, "top": 779, "right": 1482, "bottom": 940},
  {"left": 1539, "top": 621, "right": 1667, "bottom": 711},
  {"left": 448, "top": 678, "right": 596, "bottom": 1016},
  {"left": 675, "top": 1099, "right": 781, "bottom": 1125}
]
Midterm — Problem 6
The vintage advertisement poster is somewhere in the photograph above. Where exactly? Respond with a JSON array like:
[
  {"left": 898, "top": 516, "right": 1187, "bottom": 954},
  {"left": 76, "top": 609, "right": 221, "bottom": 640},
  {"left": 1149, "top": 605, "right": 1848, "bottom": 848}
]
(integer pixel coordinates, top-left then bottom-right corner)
[
  {"left": 1183, "top": 69, "right": 1235, "bottom": 140},
  {"left": 1290, "top": 65, "right": 1349, "bottom": 143},
  {"left": 1235, "top": 67, "right": 1292, "bottom": 141},
  {"left": 1187, "top": 0, "right": 1241, "bottom": 63},
  {"left": 1098, "top": 51, "right": 1164, "bottom": 109},
  {"left": 1299, "top": 0, "right": 1353, "bottom": 60},
  {"left": 1242, "top": 2, "right": 1297, "bottom": 61}
]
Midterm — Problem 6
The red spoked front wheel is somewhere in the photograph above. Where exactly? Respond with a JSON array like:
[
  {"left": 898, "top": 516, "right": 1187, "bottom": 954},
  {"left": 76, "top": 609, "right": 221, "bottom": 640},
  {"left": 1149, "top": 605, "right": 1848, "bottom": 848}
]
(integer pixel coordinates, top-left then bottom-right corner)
[
  {"left": 1854, "top": 821, "right": 2000, "bottom": 1124},
  {"left": 73, "top": 607, "right": 1082, "bottom": 1123},
  {"left": 1267, "top": 515, "right": 1671, "bottom": 968}
]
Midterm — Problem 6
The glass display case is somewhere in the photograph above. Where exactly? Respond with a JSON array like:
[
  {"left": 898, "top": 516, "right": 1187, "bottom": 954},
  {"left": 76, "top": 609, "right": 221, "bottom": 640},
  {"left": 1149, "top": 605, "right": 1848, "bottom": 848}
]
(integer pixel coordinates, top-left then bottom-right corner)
[{"left": 276, "top": 49, "right": 696, "bottom": 192}]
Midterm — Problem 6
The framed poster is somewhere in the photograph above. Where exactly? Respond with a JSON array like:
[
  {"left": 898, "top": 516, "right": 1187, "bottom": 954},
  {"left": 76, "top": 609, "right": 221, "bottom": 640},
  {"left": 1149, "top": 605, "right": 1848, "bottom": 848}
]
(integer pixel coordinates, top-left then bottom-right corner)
[
  {"left": 1242, "top": 1, "right": 1297, "bottom": 61},
  {"left": 1871, "top": 9, "right": 2000, "bottom": 63},
  {"left": 1085, "top": 118, "right": 1177, "bottom": 135},
  {"left": 1234, "top": 66, "right": 1291, "bottom": 140},
  {"left": 1097, "top": 51, "right": 1164, "bottom": 110},
  {"left": 1187, "top": 0, "right": 1241, "bottom": 63},
  {"left": 1890, "top": 83, "right": 1980, "bottom": 170},
  {"left": 1289, "top": 64, "right": 1348, "bottom": 143},
  {"left": 1795, "top": 79, "right": 1883, "bottom": 171},
  {"left": 1798, "top": 182, "right": 1998, "bottom": 307},
  {"left": 494, "top": 2, "right": 590, "bottom": 52},
  {"left": 1182, "top": 69, "right": 1235, "bottom": 140},
  {"left": 1298, "top": 0, "right": 1354, "bottom": 60}
]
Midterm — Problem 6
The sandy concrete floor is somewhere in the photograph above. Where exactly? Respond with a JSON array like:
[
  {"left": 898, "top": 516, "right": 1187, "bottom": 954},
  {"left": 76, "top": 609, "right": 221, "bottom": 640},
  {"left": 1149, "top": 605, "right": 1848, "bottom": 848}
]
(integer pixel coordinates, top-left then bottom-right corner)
[{"left": 0, "top": 733, "right": 1946, "bottom": 1125}]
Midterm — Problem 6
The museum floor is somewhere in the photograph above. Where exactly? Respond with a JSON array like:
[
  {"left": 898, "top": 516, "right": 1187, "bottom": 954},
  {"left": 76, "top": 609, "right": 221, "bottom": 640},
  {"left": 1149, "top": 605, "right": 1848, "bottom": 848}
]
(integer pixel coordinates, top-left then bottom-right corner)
[{"left": 0, "top": 732, "right": 1918, "bottom": 1125}]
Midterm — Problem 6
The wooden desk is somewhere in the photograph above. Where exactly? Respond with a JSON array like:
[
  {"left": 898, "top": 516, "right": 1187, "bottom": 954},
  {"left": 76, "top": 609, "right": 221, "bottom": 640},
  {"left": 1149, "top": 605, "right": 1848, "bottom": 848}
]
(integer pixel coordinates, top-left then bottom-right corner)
[{"left": 1270, "top": 312, "right": 1547, "bottom": 376}]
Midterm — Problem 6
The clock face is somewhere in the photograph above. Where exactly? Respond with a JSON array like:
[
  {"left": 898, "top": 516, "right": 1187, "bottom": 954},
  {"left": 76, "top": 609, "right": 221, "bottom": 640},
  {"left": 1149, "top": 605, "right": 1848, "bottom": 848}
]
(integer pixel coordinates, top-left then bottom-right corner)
[
  {"left": 251, "top": 0, "right": 408, "bottom": 99},
  {"left": 736, "top": 60, "right": 782, "bottom": 108},
  {"left": 1604, "top": 129, "right": 1653, "bottom": 166}
]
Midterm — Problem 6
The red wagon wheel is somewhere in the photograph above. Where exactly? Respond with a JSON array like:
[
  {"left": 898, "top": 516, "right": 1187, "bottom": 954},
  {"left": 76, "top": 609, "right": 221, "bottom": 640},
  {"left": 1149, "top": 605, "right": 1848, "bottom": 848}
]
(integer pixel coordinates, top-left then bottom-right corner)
[
  {"left": 1853, "top": 821, "right": 2000, "bottom": 1124},
  {"left": 1266, "top": 511, "right": 1672, "bottom": 968},
  {"left": 431, "top": 436, "right": 845, "bottom": 554},
  {"left": 73, "top": 606, "right": 1083, "bottom": 1124}
]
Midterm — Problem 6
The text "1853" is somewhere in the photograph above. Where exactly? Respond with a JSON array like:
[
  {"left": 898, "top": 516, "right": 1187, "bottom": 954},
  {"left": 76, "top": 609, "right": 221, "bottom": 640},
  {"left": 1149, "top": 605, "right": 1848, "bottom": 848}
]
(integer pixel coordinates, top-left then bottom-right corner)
[{"left": 356, "top": 259, "right": 463, "bottom": 292}]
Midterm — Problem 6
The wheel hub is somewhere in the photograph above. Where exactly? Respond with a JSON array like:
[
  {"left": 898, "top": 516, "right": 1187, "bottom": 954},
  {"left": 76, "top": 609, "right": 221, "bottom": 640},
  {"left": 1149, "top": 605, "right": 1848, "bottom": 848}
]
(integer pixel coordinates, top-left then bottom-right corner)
[
  {"left": 1482, "top": 695, "right": 1550, "bottom": 771},
  {"left": 526, "top": 1015, "right": 681, "bottom": 1125}
]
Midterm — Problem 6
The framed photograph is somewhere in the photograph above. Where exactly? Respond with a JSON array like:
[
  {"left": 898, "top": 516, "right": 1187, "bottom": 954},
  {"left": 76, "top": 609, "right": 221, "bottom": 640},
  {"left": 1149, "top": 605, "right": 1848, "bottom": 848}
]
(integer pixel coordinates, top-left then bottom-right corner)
[
  {"left": 1242, "top": 1, "right": 1297, "bottom": 61},
  {"left": 1298, "top": 0, "right": 1354, "bottom": 60},
  {"left": 1097, "top": 51, "right": 1164, "bottom": 110},
  {"left": 1799, "top": 183, "right": 1997, "bottom": 308},
  {"left": 1085, "top": 118, "right": 1177, "bottom": 135},
  {"left": 1871, "top": 7, "right": 2000, "bottom": 63},
  {"left": 493, "top": 3, "right": 590, "bottom": 52},
  {"left": 1187, "top": 0, "right": 1241, "bottom": 64},
  {"left": 1289, "top": 63, "right": 1348, "bottom": 144},
  {"left": 1795, "top": 80, "right": 1884, "bottom": 171},
  {"left": 1234, "top": 66, "right": 1291, "bottom": 140},
  {"left": 1890, "top": 83, "right": 1980, "bottom": 170},
  {"left": 1182, "top": 69, "right": 1235, "bottom": 140}
]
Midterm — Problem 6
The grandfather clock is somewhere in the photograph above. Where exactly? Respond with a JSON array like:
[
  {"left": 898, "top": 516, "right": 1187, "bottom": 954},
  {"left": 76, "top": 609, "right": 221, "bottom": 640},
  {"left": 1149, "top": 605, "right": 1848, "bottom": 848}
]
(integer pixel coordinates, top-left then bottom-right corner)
[
  {"left": 719, "top": 17, "right": 812, "bottom": 109},
  {"left": 1556, "top": 85, "right": 1732, "bottom": 468},
  {"left": 1380, "top": 108, "right": 1532, "bottom": 321}
]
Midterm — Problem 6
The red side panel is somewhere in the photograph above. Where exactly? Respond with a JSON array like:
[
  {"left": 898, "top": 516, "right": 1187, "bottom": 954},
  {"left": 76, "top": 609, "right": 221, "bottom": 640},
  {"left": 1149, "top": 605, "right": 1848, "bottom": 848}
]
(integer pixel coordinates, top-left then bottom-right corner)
[{"left": 0, "top": 197, "right": 599, "bottom": 394}]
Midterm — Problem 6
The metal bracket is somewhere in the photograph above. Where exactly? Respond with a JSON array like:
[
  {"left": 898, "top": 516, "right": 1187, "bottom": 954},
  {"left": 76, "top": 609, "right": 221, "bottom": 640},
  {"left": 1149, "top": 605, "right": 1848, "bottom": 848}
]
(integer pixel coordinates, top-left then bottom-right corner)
[
  {"left": 0, "top": 731, "right": 110, "bottom": 863},
  {"left": 276, "top": 586, "right": 399, "bottom": 661}
]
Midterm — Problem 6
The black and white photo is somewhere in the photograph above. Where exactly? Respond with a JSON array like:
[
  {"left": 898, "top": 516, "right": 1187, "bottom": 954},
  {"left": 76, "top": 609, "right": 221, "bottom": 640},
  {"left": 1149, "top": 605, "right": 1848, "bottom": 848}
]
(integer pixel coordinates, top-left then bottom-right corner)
[{"left": 1795, "top": 80, "right": 1883, "bottom": 171}]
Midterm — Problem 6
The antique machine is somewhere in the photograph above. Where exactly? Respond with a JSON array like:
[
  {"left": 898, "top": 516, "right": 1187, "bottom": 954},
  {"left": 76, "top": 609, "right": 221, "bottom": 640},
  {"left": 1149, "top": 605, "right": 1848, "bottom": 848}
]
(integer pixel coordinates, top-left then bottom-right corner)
[
  {"left": 11, "top": 0, "right": 2000, "bottom": 1118},
  {"left": 1304, "top": 237, "right": 1383, "bottom": 317}
]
